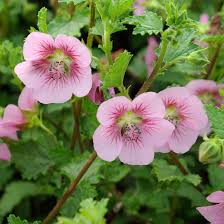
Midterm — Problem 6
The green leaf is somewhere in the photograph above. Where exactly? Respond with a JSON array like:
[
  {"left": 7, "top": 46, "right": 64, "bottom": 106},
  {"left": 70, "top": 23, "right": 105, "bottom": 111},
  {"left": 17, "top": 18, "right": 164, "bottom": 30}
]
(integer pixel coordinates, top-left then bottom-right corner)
[
  {"left": 58, "top": 0, "right": 86, "bottom": 5},
  {"left": 59, "top": 198, "right": 109, "bottom": 224},
  {"left": 176, "top": 183, "right": 208, "bottom": 207},
  {"left": 152, "top": 159, "right": 201, "bottom": 186},
  {"left": 60, "top": 182, "right": 98, "bottom": 217},
  {"left": 0, "top": 163, "right": 14, "bottom": 189},
  {"left": 0, "top": 181, "right": 51, "bottom": 217},
  {"left": 124, "top": 11, "right": 163, "bottom": 35},
  {"left": 80, "top": 98, "right": 99, "bottom": 139},
  {"left": 208, "top": 164, "right": 224, "bottom": 190},
  {"left": 37, "top": 7, "right": 48, "bottom": 33},
  {"left": 61, "top": 152, "right": 104, "bottom": 184},
  {"left": 48, "top": 9, "right": 88, "bottom": 37},
  {"left": 7, "top": 215, "right": 40, "bottom": 224},
  {"left": 103, "top": 50, "right": 132, "bottom": 88},
  {"left": 202, "top": 35, "right": 224, "bottom": 44},
  {"left": 205, "top": 105, "right": 224, "bottom": 138}
]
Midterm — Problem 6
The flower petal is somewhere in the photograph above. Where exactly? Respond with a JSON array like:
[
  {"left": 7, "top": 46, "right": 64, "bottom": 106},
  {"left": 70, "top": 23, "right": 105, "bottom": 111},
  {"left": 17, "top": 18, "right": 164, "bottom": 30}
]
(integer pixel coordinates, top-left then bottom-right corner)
[
  {"left": 18, "top": 87, "right": 37, "bottom": 111},
  {"left": 14, "top": 61, "right": 47, "bottom": 89},
  {"left": 33, "top": 79, "right": 73, "bottom": 104},
  {"left": 55, "top": 34, "right": 91, "bottom": 67},
  {"left": 0, "top": 144, "right": 11, "bottom": 161},
  {"left": 71, "top": 66, "right": 92, "bottom": 97},
  {"left": 97, "top": 96, "right": 132, "bottom": 126},
  {"left": 0, "top": 121, "right": 18, "bottom": 140},
  {"left": 4, "top": 105, "right": 25, "bottom": 125},
  {"left": 143, "top": 118, "right": 175, "bottom": 147},
  {"left": 23, "top": 32, "right": 55, "bottom": 61},
  {"left": 159, "top": 87, "right": 192, "bottom": 104},
  {"left": 119, "top": 134, "right": 154, "bottom": 165},
  {"left": 197, "top": 203, "right": 224, "bottom": 224},
  {"left": 168, "top": 124, "right": 199, "bottom": 153},
  {"left": 207, "top": 191, "right": 224, "bottom": 204},
  {"left": 186, "top": 79, "right": 217, "bottom": 95},
  {"left": 132, "top": 92, "right": 165, "bottom": 118},
  {"left": 93, "top": 125, "right": 122, "bottom": 162}
]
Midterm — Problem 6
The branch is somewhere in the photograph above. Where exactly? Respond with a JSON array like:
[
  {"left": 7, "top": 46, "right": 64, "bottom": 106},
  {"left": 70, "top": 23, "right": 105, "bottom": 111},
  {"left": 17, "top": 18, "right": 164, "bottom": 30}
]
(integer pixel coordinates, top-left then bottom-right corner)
[
  {"left": 43, "top": 151, "right": 97, "bottom": 224},
  {"left": 87, "top": 0, "right": 95, "bottom": 49},
  {"left": 169, "top": 152, "right": 188, "bottom": 175}
]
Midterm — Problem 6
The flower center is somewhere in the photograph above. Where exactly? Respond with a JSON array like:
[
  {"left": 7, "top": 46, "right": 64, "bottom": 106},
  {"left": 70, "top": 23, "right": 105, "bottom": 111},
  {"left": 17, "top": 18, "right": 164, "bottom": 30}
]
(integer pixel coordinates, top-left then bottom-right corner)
[
  {"left": 199, "top": 92, "right": 217, "bottom": 105},
  {"left": 47, "top": 49, "right": 71, "bottom": 80},
  {"left": 117, "top": 111, "right": 142, "bottom": 142},
  {"left": 165, "top": 106, "right": 180, "bottom": 126}
]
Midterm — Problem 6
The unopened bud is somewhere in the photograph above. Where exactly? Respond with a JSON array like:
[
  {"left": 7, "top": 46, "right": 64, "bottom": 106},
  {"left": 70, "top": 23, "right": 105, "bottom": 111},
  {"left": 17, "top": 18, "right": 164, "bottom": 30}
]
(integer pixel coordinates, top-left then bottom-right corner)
[{"left": 199, "top": 138, "right": 224, "bottom": 164}]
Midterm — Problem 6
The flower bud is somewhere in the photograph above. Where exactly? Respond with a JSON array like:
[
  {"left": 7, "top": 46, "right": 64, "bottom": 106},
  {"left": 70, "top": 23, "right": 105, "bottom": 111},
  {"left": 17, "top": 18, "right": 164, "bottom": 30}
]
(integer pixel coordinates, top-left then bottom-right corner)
[{"left": 199, "top": 138, "right": 224, "bottom": 164}]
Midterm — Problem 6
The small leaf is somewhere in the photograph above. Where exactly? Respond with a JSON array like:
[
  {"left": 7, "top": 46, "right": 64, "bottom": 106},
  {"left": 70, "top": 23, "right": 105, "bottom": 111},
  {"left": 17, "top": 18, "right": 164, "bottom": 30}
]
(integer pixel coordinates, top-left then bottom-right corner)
[
  {"left": 205, "top": 105, "right": 224, "bottom": 138},
  {"left": 58, "top": 0, "right": 86, "bottom": 4},
  {"left": 37, "top": 7, "right": 48, "bottom": 33},
  {"left": 7, "top": 215, "right": 40, "bottom": 224},
  {"left": 103, "top": 50, "right": 132, "bottom": 88},
  {"left": 124, "top": 11, "right": 163, "bottom": 35}
]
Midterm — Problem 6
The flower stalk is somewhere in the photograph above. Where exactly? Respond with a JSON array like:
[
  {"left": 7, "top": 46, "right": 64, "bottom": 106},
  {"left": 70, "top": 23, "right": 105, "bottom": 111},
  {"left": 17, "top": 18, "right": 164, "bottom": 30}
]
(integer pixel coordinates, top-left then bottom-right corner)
[{"left": 43, "top": 151, "right": 97, "bottom": 224}]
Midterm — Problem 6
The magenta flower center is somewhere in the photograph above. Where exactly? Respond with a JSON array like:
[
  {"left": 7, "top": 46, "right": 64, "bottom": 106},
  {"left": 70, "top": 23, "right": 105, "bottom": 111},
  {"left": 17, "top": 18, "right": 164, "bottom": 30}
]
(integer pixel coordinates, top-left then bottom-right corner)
[
  {"left": 47, "top": 49, "right": 72, "bottom": 80},
  {"left": 165, "top": 106, "right": 180, "bottom": 126},
  {"left": 117, "top": 111, "right": 142, "bottom": 142}
]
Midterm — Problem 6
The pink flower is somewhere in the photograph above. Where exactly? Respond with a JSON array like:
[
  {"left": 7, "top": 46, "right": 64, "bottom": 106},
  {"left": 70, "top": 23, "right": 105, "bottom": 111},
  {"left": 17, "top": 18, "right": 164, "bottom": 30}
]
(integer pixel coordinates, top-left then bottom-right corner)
[
  {"left": 144, "top": 37, "right": 158, "bottom": 76},
  {"left": 18, "top": 87, "right": 38, "bottom": 111},
  {"left": 197, "top": 191, "right": 224, "bottom": 224},
  {"left": 0, "top": 144, "right": 11, "bottom": 161},
  {"left": 15, "top": 32, "right": 92, "bottom": 104},
  {"left": 155, "top": 87, "right": 208, "bottom": 153},
  {"left": 186, "top": 80, "right": 221, "bottom": 105},
  {"left": 200, "top": 13, "right": 209, "bottom": 24},
  {"left": 0, "top": 105, "right": 26, "bottom": 140},
  {"left": 93, "top": 93, "right": 174, "bottom": 165},
  {"left": 88, "top": 74, "right": 115, "bottom": 105},
  {"left": 133, "top": 0, "right": 145, "bottom": 15}
]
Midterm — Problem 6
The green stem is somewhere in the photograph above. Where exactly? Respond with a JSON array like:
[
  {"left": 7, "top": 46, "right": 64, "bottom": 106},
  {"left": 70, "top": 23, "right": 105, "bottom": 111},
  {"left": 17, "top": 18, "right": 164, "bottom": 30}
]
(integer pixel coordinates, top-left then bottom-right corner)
[
  {"left": 39, "top": 123, "right": 57, "bottom": 142},
  {"left": 86, "top": 0, "right": 95, "bottom": 49},
  {"left": 136, "top": 37, "right": 168, "bottom": 96},
  {"left": 103, "top": 21, "right": 113, "bottom": 65}
]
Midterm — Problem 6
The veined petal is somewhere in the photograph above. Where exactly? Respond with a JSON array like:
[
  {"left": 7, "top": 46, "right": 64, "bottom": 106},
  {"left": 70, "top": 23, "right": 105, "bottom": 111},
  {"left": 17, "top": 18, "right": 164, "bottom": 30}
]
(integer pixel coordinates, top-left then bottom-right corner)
[
  {"left": 55, "top": 34, "right": 91, "bottom": 67},
  {"left": 4, "top": 105, "right": 25, "bottom": 125},
  {"left": 197, "top": 203, "right": 224, "bottom": 224},
  {"left": 119, "top": 133, "right": 154, "bottom": 165},
  {"left": 132, "top": 92, "right": 165, "bottom": 118},
  {"left": 207, "top": 191, "right": 224, "bottom": 204},
  {"left": 97, "top": 96, "right": 132, "bottom": 126},
  {"left": 93, "top": 125, "right": 122, "bottom": 162},
  {"left": 23, "top": 32, "right": 55, "bottom": 61},
  {"left": 18, "top": 87, "right": 37, "bottom": 111}
]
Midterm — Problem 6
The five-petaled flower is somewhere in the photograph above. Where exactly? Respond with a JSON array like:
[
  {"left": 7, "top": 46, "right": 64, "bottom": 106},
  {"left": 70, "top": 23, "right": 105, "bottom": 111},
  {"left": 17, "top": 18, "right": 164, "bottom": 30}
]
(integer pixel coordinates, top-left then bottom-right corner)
[
  {"left": 197, "top": 191, "right": 224, "bottom": 224},
  {"left": 15, "top": 32, "right": 92, "bottom": 104},
  {"left": 93, "top": 93, "right": 174, "bottom": 165},
  {"left": 155, "top": 87, "right": 208, "bottom": 154}
]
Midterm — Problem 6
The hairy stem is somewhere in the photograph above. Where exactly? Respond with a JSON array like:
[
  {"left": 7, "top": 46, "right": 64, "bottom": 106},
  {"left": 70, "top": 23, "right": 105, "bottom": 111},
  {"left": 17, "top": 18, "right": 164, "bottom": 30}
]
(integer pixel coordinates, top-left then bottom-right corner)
[
  {"left": 103, "top": 21, "right": 113, "bottom": 65},
  {"left": 87, "top": 0, "right": 95, "bottom": 49},
  {"left": 204, "top": 44, "right": 222, "bottom": 79},
  {"left": 43, "top": 151, "right": 97, "bottom": 224},
  {"left": 136, "top": 38, "right": 168, "bottom": 96},
  {"left": 70, "top": 100, "right": 83, "bottom": 153}
]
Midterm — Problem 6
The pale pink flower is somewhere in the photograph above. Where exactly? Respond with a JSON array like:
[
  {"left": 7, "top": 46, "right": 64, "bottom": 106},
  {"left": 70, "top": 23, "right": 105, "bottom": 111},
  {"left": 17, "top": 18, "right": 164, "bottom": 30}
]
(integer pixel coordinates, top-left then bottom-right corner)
[
  {"left": 18, "top": 87, "right": 38, "bottom": 111},
  {"left": 88, "top": 74, "right": 115, "bottom": 105},
  {"left": 0, "top": 144, "right": 11, "bottom": 161},
  {"left": 197, "top": 191, "right": 224, "bottom": 224},
  {"left": 186, "top": 80, "right": 220, "bottom": 105},
  {"left": 15, "top": 32, "right": 92, "bottom": 104},
  {"left": 200, "top": 13, "right": 209, "bottom": 24},
  {"left": 155, "top": 87, "right": 208, "bottom": 153},
  {"left": 0, "top": 105, "right": 26, "bottom": 140},
  {"left": 133, "top": 0, "right": 145, "bottom": 15},
  {"left": 144, "top": 37, "right": 158, "bottom": 76},
  {"left": 93, "top": 93, "right": 174, "bottom": 165}
]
